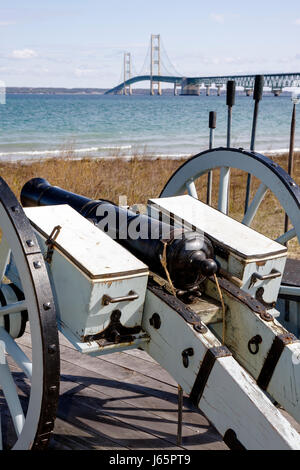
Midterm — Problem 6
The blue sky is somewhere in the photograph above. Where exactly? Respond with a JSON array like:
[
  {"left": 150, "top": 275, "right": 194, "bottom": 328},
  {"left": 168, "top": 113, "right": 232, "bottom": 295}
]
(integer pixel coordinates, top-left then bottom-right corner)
[{"left": 0, "top": 0, "right": 300, "bottom": 88}]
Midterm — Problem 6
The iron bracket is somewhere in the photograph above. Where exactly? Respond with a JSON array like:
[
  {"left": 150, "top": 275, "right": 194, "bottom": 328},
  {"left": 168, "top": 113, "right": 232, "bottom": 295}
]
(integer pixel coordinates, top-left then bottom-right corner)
[
  {"left": 257, "top": 333, "right": 299, "bottom": 390},
  {"left": 45, "top": 225, "right": 62, "bottom": 264},
  {"left": 190, "top": 346, "right": 232, "bottom": 407},
  {"left": 147, "top": 276, "right": 208, "bottom": 334},
  {"left": 83, "top": 309, "right": 142, "bottom": 344}
]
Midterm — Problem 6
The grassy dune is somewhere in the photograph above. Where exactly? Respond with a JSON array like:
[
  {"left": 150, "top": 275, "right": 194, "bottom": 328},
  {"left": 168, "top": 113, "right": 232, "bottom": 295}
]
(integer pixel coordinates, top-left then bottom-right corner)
[{"left": 1, "top": 150, "right": 299, "bottom": 258}]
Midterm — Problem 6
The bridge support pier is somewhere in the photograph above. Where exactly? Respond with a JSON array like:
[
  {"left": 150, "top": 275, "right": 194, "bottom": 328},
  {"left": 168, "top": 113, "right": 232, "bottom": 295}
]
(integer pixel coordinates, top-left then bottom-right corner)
[
  {"left": 150, "top": 85, "right": 162, "bottom": 95},
  {"left": 174, "top": 83, "right": 180, "bottom": 95},
  {"left": 123, "top": 88, "right": 132, "bottom": 96},
  {"left": 272, "top": 88, "right": 282, "bottom": 97},
  {"left": 180, "top": 78, "right": 200, "bottom": 96},
  {"left": 150, "top": 34, "right": 162, "bottom": 96},
  {"left": 123, "top": 52, "right": 132, "bottom": 96},
  {"left": 216, "top": 84, "right": 222, "bottom": 96},
  {"left": 245, "top": 87, "right": 253, "bottom": 96},
  {"left": 206, "top": 85, "right": 210, "bottom": 96}
]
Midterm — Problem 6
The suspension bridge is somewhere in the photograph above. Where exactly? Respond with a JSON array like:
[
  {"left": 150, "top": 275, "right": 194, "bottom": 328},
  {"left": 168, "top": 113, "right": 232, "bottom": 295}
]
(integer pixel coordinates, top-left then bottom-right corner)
[{"left": 105, "top": 34, "right": 300, "bottom": 96}]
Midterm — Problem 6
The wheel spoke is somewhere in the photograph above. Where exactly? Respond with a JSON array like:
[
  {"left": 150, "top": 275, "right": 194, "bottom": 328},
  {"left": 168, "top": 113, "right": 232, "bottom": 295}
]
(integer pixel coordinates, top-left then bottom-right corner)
[
  {"left": 276, "top": 227, "right": 297, "bottom": 245},
  {"left": 185, "top": 180, "right": 198, "bottom": 199},
  {"left": 0, "top": 328, "right": 32, "bottom": 380},
  {"left": 218, "top": 167, "right": 230, "bottom": 214},
  {"left": 279, "top": 285, "right": 300, "bottom": 297},
  {"left": 206, "top": 171, "right": 213, "bottom": 205},
  {"left": 0, "top": 301, "right": 27, "bottom": 318},
  {"left": 0, "top": 237, "right": 11, "bottom": 285},
  {"left": 242, "top": 183, "right": 268, "bottom": 226},
  {"left": 0, "top": 360, "right": 25, "bottom": 436}
]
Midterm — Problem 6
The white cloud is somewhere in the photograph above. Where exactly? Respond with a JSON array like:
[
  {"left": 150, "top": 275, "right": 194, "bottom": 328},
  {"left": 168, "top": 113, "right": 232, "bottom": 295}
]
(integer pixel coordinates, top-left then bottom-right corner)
[
  {"left": 75, "top": 68, "right": 98, "bottom": 77},
  {"left": 293, "top": 18, "right": 300, "bottom": 25},
  {"left": 210, "top": 13, "right": 225, "bottom": 24},
  {"left": 11, "top": 49, "right": 38, "bottom": 59}
]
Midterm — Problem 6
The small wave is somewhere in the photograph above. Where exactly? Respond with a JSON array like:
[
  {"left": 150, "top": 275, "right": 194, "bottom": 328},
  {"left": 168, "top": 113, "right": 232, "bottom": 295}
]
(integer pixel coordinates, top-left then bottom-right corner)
[
  {"left": 0, "top": 145, "right": 132, "bottom": 157},
  {"left": 258, "top": 147, "right": 300, "bottom": 155}
]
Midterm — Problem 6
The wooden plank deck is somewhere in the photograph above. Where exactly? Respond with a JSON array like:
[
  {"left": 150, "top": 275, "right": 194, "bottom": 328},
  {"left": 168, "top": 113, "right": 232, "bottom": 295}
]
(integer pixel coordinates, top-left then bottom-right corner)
[
  {"left": 46, "top": 333, "right": 227, "bottom": 450},
  {"left": 4, "top": 329, "right": 300, "bottom": 449}
]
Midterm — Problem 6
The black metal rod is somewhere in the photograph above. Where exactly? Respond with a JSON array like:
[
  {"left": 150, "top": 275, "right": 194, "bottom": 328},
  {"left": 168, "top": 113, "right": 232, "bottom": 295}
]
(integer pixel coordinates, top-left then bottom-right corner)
[
  {"left": 177, "top": 385, "right": 183, "bottom": 446},
  {"left": 206, "top": 111, "right": 216, "bottom": 205},
  {"left": 223, "top": 81, "right": 236, "bottom": 214},
  {"left": 284, "top": 103, "right": 296, "bottom": 239},
  {"left": 227, "top": 106, "right": 232, "bottom": 148},
  {"left": 244, "top": 75, "right": 264, "bottom": 214},
  {"left": 226, "top": 81, "right": 235, "bottom": 148}
]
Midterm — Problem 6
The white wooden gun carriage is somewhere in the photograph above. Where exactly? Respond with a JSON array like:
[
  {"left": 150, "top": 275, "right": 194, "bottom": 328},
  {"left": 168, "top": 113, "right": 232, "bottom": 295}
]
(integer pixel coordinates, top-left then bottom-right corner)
[{"left": 0, "top": 143, "right": 299, "bottom": 450}]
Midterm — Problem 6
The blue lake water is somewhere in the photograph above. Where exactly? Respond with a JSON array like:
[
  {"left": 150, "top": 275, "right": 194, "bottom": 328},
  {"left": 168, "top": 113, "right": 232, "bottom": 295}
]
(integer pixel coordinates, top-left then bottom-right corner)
[{"left": 0, "top": 93, "right": 299, "bottom": 161}]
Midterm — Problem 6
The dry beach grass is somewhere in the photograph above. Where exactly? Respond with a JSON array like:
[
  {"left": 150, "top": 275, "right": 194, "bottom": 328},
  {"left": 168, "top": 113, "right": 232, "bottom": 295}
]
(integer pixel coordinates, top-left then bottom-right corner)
[{"left": 1, "top": 150, "right": 299, "bottom": 257}]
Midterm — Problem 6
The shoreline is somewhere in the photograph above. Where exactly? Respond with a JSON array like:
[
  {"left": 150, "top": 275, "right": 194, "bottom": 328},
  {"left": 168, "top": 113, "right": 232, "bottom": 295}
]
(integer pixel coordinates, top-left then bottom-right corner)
[{"left": 0, "top": 147, "right": 299, "bottom": 164}]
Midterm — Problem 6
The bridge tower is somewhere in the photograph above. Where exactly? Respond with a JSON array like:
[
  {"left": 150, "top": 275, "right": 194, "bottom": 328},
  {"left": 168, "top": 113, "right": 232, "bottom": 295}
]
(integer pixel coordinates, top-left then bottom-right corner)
[
  {"left": 123, "top": 52, "right": 132, "bottom": 95},
  {"left": 150, "top": 34, "right": 162, "bottom": 95}
]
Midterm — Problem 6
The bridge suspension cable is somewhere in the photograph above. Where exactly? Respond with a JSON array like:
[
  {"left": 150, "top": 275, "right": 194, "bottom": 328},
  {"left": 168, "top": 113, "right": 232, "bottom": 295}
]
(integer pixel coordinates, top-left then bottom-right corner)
[
  {"left": 139, "top": 41, "right": 151, "bottom": 76},
  {"left": 105, "top": 34, "right": 300, "bottom": 96},
  {"left": 160, "top": 37, "right": 183, "bottom": 77}
]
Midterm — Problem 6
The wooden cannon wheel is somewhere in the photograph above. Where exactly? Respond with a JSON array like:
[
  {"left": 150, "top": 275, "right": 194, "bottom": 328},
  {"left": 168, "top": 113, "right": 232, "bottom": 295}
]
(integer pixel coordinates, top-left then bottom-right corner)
[
  {"left": 0, "top": 177, "right": 60, "bottom": 449},
  {"left": 160, "top": 147, "right": 300, "bottom": 300}
]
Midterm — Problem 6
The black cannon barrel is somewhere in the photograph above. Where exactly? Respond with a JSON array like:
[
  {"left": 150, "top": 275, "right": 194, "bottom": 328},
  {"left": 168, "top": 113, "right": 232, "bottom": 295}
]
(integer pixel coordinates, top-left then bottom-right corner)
[{"left": 21, "top": 178, "right": 217, "bottom": 290}]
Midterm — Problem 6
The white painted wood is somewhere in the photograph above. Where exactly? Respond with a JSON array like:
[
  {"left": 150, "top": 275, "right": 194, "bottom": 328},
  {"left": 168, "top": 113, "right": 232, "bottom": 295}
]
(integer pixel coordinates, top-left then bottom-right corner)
[
  {"left": 25, "top": 205, "right": 149, "bottom": 343},
  {"left": 142, "top": 288, "right": 300, "bottom": 449},
  {"left": 242, "top": 183, "right": 268, "bottom": 226},
  {"left": 58, "top": 320, "right": 150, "bottom": 356},
  {"left": 25, "top": 205, "right": 148, "bottom": 280},
  {"left": 0, "top": 236, "right": 11, "bottom": 284},
  {"left": 0, "top": 359, "right": 25, "bottom": 436},
  {"left": 159, "top": 148, "right": 300, "bottom": 244},
  {"left": 239, "top": 255, "right": 286, "bottom": 304},
  {"left": 0, "top": 301, "right": 26, "bottom": 317},
  {"left": 276, "top": 227, "right": 297, "bottom": 245},
  {"left": 218, "top": 167, "right": 230, "bottom": 214},
  {"left": 0, "top": 284, "right": 24, "bottom": 340},
  {"left": 0, "top": 203, "right": 45, "bottom": 450},
  {"left": 149, "top": 195, "right": 286, "bottom": 259},
  {"left": 0, "top": 327, "right": 32, "bottom": 379},
  {"left": 200, "top": 357, "right": 300, "bottom": 450},
  {"left": 148, "top": 195, "right": 287, "bottom": 304},
  {"left": 185, "top": 180, "right": 198, "bottom": 198},
  {"left": 34, "top": 230, "right": 148, "bottom": 342},
  {"left": 205, "top": 278, "right": 300, "bottom": 425},
  {"left": 279, "top": 286, "right": 300, "bottom": 297}
]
